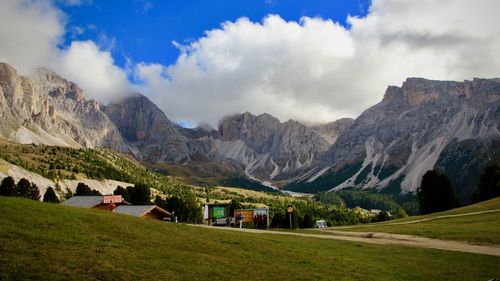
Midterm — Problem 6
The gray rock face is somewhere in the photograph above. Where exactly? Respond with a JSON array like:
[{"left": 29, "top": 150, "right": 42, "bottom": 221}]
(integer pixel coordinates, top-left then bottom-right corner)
[
  {"left": 311, "top": 118, "right": 354, "bottom": 146},
  {"left": 209, "top": 112, "right": 331, "bottom": 180},
  {"left": 290, "top": 78, "right": 500, "bottom": 200},
  {"left": 0, "top": 63, "right": 128, "bottom": 151},
  {"left": 103, "top": 94, "right": 190, "bottom": 163}
]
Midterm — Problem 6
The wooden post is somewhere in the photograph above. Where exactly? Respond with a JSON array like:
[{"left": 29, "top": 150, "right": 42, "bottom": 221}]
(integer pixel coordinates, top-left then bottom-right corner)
[{"left": 287, "top": 206, "right": 294, "bottom": 229}]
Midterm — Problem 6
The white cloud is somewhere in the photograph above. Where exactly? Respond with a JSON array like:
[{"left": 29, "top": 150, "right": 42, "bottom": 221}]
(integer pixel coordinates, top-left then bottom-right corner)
[
  {"left": 0, "top": 0, "right": 63, "bottom": 74},
  {"left": 54, "top": 41, "right": 130, "bottom": 103},
  {"left": 137, "top": 0, "right": 500, "bottom": 127},
  {"left": 0, "top": 0, "right": 131, "bottom": 103},
  {"left": 1, "top": 0, "right": 499, "bottom": 127}
]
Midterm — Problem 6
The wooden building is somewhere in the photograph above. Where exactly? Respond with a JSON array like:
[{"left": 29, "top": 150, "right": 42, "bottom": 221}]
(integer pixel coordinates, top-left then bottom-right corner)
[
  {"left": 113, "top": 205, "right": 171, "bottom": 220},
  {"left": 62, "top": 195, "right": 129, "bottom": 210}
]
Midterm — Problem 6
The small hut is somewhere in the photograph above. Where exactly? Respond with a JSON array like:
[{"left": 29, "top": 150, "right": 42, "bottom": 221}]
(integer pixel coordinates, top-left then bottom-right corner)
[{"left": 113, "top": 205, "right": 171, "bottom": 220}]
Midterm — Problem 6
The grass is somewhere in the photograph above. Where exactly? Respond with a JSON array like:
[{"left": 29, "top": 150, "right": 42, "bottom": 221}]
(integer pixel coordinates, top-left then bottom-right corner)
[
  {"left": 324, "top": 197, "right": 500, "bottom": 244},
  {"left": 1, "top": 197, "right": 500, "bottom": 281}
]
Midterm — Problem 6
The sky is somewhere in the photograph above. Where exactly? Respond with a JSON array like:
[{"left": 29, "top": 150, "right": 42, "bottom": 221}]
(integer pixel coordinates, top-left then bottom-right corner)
[{"left": 0, "top": 0, "right": 499, "bottom": 128}]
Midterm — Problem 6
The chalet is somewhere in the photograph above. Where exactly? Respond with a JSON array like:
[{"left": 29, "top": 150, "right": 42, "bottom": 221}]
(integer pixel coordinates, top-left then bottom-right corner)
[
  {"left": 113, "top": 205, "right": 171, "bottom": 220},
  {"left": 62, "top": 195, "right": 129, "bottom": 210}
]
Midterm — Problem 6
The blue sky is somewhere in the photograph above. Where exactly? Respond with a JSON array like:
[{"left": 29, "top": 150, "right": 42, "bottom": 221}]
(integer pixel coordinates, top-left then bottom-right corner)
[{"left": 58, "top": 0, "right": 371, "bottom": 69}]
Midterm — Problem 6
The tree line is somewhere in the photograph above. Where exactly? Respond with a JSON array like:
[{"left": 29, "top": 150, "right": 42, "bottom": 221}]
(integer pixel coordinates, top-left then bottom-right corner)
[{"left": 417, "top": 163, "right": 500, "bottom": 214}]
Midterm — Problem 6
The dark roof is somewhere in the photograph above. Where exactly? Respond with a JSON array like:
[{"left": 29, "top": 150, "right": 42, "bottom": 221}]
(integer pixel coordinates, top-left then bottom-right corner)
[
  {"left": 113, "top": 205, "right": 171, "bottom": 217},
  {"left": 61, "top": 196, "right": 103, "bottom": 208}
]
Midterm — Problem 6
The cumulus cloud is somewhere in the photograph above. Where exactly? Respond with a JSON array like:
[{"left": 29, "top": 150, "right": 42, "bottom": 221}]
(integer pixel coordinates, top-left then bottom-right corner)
[
  {"left": 137, "top": 0, "right": 500, "bottom": 127},
  {"left": 0, "top": 0, "right": 63, "bottom": 73},
  {"left": 0, "top": 0, "right": 131, "bottom": 103},
  {"left": 54, "top": 41, "right": 130, "bottom": 103},
  {"left": 1, "top": 0, "right": 499, "bottom": 127}
]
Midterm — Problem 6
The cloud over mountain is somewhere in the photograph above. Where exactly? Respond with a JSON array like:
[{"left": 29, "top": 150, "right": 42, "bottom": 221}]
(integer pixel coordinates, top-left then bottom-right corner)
[
  {"left": 137, "top": 0, "right": 500, "bottom": 126},
  {"left": 0, "top": 0, "right": 131, "bottom": 103},
  {"left": 1, "top": 0, "right": 499, "bottom": 126}
]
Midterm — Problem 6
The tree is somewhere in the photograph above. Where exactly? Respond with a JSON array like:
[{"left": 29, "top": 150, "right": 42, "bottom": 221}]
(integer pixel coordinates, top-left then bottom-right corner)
[
  {"left": 43, "top": 187, "right": 60, "bottom": 203},
  {"left": 0, "top": 176, "right": 16, "bottom": 196},
  {"left": 28, "top": 183, "right": 41, "bottom": 200},
  {"left": 300, "top": 213, "right": 314, "bottom": 228},
  {"left": 90, "top": 189, "right": 102, "bottom": 196},
  {"left": 394, "top": 207, "right": 409, "bottom": 219},
  {"left": 16, "top": 178, "right": 32, "bottom": 198},
  {"left": 472, "top": 164, "right": 500, "bottom": 203},
  {"left": 417, "top": 170, "right": 459, "bottom": 214},
  {"left": 128, "top": 184, "right": 151, "bottom": 205},
  {"left": 75, "top": 182, "right": 92, "bottom": 196},
  {"left": 114, "top": 186, "right": 130, "bottom": 202},
  {"left": 375, "top": 210, "right": 391, "bottom": 222},
  {"left": 229, "top": 199, "right": 242, "bottom": 217},
  {"left": 154, "top": 195, "right": 167, "bottom": 209},
  {"left": 64, "top": 187, "right": 73, "bottom": 199}
]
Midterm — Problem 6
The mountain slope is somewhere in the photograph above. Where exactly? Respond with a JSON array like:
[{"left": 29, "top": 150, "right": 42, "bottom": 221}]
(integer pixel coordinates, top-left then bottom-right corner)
[
  {"left": 0, "top": 63, "right": 128, "bottom": 151},
  {"left": 103, "top": 94, "right": 190, "bottom": 163},
  {"left": 287, "top": 78, "right": 500, "bottom": 201}
]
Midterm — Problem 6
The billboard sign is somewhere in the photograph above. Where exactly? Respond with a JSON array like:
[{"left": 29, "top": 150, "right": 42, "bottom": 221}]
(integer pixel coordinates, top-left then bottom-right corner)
[{"left": 212, "top": 206, "right": 225, "bottom": 219}]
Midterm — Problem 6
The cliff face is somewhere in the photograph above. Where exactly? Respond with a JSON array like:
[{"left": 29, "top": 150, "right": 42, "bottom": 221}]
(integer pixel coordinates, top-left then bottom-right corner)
[
  {"left": 2, "top": 62, "right": 498, "bottom": 199},
  {"left": 0, "top": 63, "right": 128, "bottom": 151},
  {"left": 103, "top": 94, "right": 190, "bottom": 163},
  {"left": 207, "top": 112, "right": 332, "bottom": 180},
  {"left": 288, "top": 78, "right": 500, "bottom": 202}
]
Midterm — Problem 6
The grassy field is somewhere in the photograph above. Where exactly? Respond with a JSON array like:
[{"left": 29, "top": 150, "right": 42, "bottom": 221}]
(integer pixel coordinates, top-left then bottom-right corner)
[
  {"left": 1, "top": 197, "right": 499, "bottom": 280},
  {"left": 324, "top": 197, "right": 500, "bottom": 244}
]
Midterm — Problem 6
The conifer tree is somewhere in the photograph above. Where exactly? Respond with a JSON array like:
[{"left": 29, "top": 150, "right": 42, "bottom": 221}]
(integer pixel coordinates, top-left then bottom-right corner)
[
  {"left": 417, "top": 170, "right": 459, "bottom": 214},
  {"left": 43, "top": 187, "right": 60, "bottom": 203},
  {"left": 0, "top": 176, "right": 16, "bottom": 196}
]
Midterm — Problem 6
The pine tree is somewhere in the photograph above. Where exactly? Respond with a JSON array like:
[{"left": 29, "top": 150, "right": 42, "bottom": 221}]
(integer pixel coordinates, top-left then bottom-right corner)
[
  {"left": 0, "top": 176, "right": 16, "bottom": 196},
  {"left": 113, "top": 186, "right": 130, "bottom": 202},
  {"left": 417, "top": 170, "right": 459, "bottom": 214},
  {"left": 28, "top": 183, "right": 41, "bottom": 200},
  {"left": 75, "top": 182, "right": 92, "bottom": 196},
  {"left": 16, "top": 178, "right": 31, "bottom": 198},
  {"left": 64, "top": 187, "right": 73, "bottom": 199},
  {"left": 43, "top": 187, "right": 60, "bottom": 203},
  {"left": 472, "top": 164, "right": 500, "bottom": 202}
]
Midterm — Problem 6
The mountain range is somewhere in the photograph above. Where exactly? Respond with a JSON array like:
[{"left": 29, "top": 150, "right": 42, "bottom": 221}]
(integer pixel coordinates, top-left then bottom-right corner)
[{"left": 0, "top": 62, "right": 498, "bottom": 203}]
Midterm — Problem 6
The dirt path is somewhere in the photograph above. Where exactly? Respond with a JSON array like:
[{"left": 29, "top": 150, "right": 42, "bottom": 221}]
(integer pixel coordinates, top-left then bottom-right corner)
[
  {"left": 190, "top": 224, "right": 500, "bottom": 257},
  {"left": 372, "top": 209, "right": 500, "bottom": 226}
]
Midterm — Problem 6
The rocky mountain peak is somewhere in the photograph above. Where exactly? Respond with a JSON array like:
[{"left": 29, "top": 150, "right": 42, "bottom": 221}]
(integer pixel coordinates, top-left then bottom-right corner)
[
  {"left": 0, "top": 62, "right": 18, "bottom": 82},
  {"left": 0, "top": 62, "right": 128, "bottom": 151},
  {"left": 289, "top": 78, "right": 500, "bottom": 203},
  {"left": 103, "top": 93, "right": 190, "bottom": 163}
]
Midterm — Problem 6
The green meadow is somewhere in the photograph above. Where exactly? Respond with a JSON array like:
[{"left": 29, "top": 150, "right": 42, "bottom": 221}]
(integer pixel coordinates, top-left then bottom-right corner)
[
  {"left": 325, "top": 197, "right": 500, "bottom": 244},
  {"left": 1, "top": 196, "right": 499, "bottom": 281}
]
